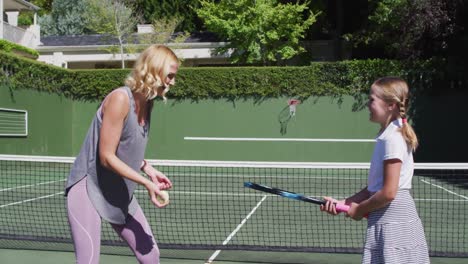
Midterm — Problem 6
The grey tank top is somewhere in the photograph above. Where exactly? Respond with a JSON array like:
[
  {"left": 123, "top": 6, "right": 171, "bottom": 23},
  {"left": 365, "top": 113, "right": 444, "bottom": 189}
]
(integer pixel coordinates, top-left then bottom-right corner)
[{"left": 65, "top": 86, "right": 150, "bottom": 224}]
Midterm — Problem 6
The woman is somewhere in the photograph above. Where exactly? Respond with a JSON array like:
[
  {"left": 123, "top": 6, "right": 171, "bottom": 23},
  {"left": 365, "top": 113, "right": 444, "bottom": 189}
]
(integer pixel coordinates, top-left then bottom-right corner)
[{"left": 65, "top": 45, "right": 178, "bottom": 264}]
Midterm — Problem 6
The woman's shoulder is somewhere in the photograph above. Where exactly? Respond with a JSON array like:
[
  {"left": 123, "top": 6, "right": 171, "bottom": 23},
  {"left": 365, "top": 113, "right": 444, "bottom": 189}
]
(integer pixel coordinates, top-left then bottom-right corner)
[
  {"left": 105, "top": 87, "right": 130, "bottom": 101},
  {"left": 102, "top": 88, "right": 131, "bottom": 112},
  {"left": 113, "top": 86, "right": 131, "bottom": 95}
]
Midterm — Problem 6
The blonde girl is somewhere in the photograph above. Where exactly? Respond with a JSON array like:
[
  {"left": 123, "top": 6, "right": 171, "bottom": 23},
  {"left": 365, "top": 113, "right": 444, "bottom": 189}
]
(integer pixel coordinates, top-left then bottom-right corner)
[{"left": 321, "top": 77, "right": 429, "bottom": 263}]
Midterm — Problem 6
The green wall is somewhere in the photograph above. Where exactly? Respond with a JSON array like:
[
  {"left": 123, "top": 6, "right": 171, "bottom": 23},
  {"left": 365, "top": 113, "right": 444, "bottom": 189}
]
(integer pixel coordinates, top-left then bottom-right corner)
[
  {"left": 70, "top": 101, "right": 99, "bottom": 155},
  {"left": 145, "top": 98, "right": 377, "bottom": 162},
  {"left": 1, "top": 86, "right": 376, "bottom": 162},
  {"left": 0, "top": 88, "right": 73, "bottom": 156},
  {"left": 410, "top": 90, "right": 468, "bottom": 162},
  {"left": 2, "top": 87, "right": 466, "bottom": 162}
]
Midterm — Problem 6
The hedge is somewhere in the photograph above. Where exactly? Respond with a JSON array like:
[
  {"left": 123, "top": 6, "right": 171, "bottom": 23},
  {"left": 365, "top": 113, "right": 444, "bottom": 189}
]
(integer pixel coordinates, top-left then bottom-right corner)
[
  {"left": 0, "top": 39, "right": 39, "bottom": 59},
  {"left": 0, "top": 50, "right": 450, "bottom": 105}
]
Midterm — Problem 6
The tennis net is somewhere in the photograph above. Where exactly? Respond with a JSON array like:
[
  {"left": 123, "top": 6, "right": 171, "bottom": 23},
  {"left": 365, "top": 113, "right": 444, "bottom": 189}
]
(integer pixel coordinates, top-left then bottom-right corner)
[{"left": 0, "top": 154, "right": 467, "bottom": 257}]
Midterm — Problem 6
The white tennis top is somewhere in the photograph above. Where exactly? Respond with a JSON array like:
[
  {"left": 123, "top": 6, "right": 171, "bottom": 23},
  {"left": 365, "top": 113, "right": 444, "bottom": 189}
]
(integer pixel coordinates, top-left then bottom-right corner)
[{"left": 367, "top": 118, "right": 414, "bottom": 192}]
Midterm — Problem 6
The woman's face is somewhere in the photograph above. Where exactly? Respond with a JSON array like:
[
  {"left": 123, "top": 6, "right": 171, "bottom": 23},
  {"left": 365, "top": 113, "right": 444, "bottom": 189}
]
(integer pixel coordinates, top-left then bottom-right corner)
[
  {"left": 155, "top": 62, "right": 179, "bottom": 97},
  {"left": 165, "top": 62, "right": 179, "bottom": 87}
]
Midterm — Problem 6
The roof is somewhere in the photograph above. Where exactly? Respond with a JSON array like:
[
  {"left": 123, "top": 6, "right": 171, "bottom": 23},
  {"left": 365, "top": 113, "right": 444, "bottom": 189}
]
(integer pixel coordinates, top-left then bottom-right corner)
[
  {"left": 40, "top": 35, "right": 119, "bottom": 46},
  {"left": 40, "top": 32, "right": 221, "bottom": 47},
  {"left": 3, "top": 0, "right": 40, "bottom": 12}
]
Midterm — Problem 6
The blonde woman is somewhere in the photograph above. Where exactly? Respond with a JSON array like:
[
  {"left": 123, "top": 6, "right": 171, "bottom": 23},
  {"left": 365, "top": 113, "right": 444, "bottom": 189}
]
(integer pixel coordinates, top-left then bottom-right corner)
[
  {"left": 65, "top": 45, "right": 178, "bottom": 264},
  {"left": 321, "top": 77, "right": 429, "bottom": 263}
]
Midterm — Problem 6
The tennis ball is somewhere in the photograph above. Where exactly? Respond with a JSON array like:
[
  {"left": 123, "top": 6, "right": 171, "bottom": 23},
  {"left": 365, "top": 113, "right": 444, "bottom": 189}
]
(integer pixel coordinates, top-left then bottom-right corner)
[{"left": 156, "top": 190, "right": 169, "bottom": 205}]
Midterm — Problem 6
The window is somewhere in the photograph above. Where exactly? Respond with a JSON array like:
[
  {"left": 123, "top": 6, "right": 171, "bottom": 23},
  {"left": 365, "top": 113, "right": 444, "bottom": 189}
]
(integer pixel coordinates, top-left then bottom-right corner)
[{"left": 0, "top": 108, "right": 28, "bottom": 137}]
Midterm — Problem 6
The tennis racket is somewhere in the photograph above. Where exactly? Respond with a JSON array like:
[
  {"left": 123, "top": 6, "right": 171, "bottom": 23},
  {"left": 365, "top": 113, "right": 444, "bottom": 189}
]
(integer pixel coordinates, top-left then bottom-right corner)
[{"left": 244, "top": 182, "right": 350, "bottom": 214}]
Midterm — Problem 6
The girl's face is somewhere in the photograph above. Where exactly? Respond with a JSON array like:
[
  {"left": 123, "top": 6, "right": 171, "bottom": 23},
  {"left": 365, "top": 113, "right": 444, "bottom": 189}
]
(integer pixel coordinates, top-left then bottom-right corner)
[{"left": 367, "top": 86, "right": 394, "bottom": 128}]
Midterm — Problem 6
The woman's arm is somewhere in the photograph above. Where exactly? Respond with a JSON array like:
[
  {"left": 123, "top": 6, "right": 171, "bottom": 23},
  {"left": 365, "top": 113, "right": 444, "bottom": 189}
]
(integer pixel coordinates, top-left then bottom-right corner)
[
  {"left": 141, "top": 160, "right": 173, "bottom": 190},
  {"left": 98, "top": 91, "right": 166, "bottom": 207}
]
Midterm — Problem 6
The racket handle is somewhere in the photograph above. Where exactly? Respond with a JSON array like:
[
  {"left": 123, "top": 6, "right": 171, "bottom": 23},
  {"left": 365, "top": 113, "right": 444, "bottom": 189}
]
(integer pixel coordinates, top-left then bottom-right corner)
[
  {"left": 335, "top": 203, "right": 350, "bottom": 213},
  {"left": 335, "top": 203, "right": 369, "bottom": 218}
]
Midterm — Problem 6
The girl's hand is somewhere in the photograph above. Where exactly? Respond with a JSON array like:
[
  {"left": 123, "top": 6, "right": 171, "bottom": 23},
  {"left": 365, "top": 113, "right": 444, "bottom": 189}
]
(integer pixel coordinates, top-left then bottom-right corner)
[
  {"left": 320, "top": 197, "right": 344, "bottom": 215},
  {"left": 346, "top": 203, "right": 365, "bottom": 221}
]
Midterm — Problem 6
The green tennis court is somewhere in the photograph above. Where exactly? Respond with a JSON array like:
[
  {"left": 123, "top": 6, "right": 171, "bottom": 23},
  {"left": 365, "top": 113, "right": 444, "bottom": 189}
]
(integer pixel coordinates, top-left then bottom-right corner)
[
  {"left": 2, "top": 248, "right": 468, "bottom": 264},
  {"left": 1, "top": 155, "right": 467, "bottom": 263}
]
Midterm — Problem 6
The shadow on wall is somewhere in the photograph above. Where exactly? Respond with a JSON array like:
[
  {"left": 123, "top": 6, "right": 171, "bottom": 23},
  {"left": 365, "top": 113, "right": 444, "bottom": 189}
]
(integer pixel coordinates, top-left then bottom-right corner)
[{"left": 411, "top": 90, "right": 467, "bottom": 162}]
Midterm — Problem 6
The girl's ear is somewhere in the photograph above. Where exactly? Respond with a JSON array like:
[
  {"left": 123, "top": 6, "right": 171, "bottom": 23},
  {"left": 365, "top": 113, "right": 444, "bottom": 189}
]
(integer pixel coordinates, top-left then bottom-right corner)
[{"left": 387, "top": 102, "right": 396, "bottom": 111}]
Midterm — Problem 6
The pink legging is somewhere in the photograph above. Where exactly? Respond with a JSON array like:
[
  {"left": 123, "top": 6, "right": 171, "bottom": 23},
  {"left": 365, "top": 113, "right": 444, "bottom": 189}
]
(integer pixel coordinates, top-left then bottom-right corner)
[{"left": 67, "top": 177, "right": 160, "bottom": 264}]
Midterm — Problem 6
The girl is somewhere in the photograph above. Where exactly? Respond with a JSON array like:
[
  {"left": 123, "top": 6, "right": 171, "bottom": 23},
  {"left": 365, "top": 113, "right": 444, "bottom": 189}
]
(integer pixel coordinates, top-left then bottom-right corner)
[
  {"left": 65, "top": 45, "right": 178, "bottom": 264},
  {"left": 321, "top": 77, "right": 429, "bottom": 263}
]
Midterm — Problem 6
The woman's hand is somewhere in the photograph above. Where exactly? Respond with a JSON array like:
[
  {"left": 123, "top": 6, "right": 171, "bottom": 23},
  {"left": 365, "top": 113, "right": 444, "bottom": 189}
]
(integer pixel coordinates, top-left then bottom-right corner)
[
  {"left": 145, "top": 181, "right": 169, "bottom": 208},
  {"left": 153, "top": 170, "right": 172, "bottom": 190},
  {"left": 142, "top": 161, "right": 173, "bottom": 190}
]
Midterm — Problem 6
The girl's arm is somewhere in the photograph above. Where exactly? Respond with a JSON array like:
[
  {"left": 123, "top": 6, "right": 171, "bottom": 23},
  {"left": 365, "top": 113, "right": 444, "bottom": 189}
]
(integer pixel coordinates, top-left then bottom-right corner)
[
  {"left": 98, "top": 91, "right": 166, "bottom": 207},
  {"left": 345, "top": 187, "right": 371, "bottom": 204},
  {"left": 321, "top": 187, "right": 371, "bottom": 215},
  {"left": 348, "top": 159, "right": 401, "bottom": 220}
]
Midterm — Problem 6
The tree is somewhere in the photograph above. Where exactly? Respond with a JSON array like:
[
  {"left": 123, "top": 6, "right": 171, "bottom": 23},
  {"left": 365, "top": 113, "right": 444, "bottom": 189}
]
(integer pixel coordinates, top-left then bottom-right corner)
[
  {"left": 134, "top": 0, "right": 204, "bottom": 32},
  {"left": 38, "top": 0, "right": 90, "bottom": 36},
  {"left": 85, "top": 0, "right": 140, "bottom": 68},
  {"left": 31, "top": 0, "right": 54, "bottom": 15},
  {"left": 138, "top": 17, "right": 190, "bottom": 49},
  {"left": 196, "top": 0, "right": 319, "bottom": 65},
  {"left": 17, "top": 0, "right": 53, "bottom": 26},
  {"left": 344, "top": 0, "right": 463, "bottom": 59}
]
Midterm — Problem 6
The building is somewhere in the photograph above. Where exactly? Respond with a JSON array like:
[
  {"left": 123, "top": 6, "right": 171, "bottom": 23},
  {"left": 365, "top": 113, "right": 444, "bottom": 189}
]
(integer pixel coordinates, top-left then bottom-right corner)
[
  {"left": 1, "top": 1, "right": 231, "bottom": 69},
  {"left": 2, "top": 1, "right": 343, "bottom": 69},
  {"left": 36, "top": 30, "right": 231, "bottom": 69},
  {"left": 0, "top": 0, "right": 41, "bottom": 48}
]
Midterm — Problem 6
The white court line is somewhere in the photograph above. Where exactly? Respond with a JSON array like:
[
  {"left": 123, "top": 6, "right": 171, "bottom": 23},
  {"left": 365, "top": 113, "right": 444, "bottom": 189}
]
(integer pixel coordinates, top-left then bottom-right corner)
[
  {"left": 415, "top": 198, "right": 468, "bottom": 202},
  {"left": 205, "top": 195, "right": 268, "bottom": 264},
  {"left": 420, "top": 179, "right": 468, "bottom": 200},
  {"left": 135, "top": 190, "right": 264, "bottom": 196},
  {"left": 0, "top": 192, "right": 64, "bottom": 208},
  {"left": 0, "top": 179, "right": 65, "bottom": 192},
  {"left": 135, "top": 190, "right": 466, "bottom": 203},
  {"left": 185, "top": 137, "right": 375, "bottom": 143},
  {"left": 161, "top": 172, "right": 366, "bottom": 180},
  {"left": 134, "top": 190, "right": 347, "bottom": 200}
]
